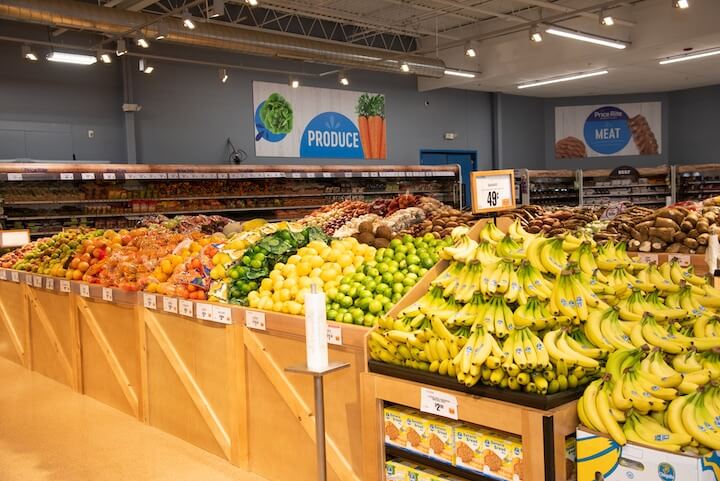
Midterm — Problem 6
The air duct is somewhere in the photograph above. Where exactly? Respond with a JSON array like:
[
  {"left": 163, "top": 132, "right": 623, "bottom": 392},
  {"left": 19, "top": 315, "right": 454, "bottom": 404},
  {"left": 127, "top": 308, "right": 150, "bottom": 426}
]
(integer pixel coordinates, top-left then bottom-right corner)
[{"left": 0, "top": 0, "right": 446, "bottom": 77}]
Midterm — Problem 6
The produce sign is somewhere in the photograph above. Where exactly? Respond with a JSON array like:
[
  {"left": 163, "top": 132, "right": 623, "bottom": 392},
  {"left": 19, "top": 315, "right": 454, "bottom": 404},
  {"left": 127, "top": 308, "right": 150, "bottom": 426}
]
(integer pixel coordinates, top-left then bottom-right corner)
[
  {"left": 555, "top": 102, "right": 662, "bottom": 158},
  {"left": 253, "top": 81, "right": 386, "bottom": 160},
  {"left": 469, "top": 169, "right": 515, "bottom": 214}
]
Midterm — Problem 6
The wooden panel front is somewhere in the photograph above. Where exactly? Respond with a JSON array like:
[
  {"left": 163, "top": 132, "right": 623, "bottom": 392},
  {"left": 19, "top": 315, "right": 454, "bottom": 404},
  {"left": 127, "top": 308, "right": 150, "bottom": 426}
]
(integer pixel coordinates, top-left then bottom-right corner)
[{"left": 0, "top": 281, "right": 29, "bottom": 366}]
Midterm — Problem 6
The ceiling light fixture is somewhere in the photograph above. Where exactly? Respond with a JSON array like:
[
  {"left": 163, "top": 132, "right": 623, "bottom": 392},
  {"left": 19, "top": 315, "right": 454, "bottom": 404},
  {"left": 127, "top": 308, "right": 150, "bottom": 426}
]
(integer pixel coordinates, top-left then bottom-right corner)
[
  {"left": 116, "top": 39, "right": 127, "bottom": 56},
  {"left": 155, "top": 23, "right": 168, "bottom": 40},
  {"left": 673, "top": 0, "right": 689, "bottom": 9},
  {"left": 545, "top": 27, "right": 628, "bottom": 49},
  {"left": 659, "top": 47, "right": 720, "bottom": 64},
  {"left": 338, "top": 72, "right": 349, "bottom": 86},
  {"left": 517, "top": 69, "right": 609, "bottom": 89},
  {"left": 137, "top": 37, "right": 149, "bottom": 48},
  {"left": 209, "top": 0, "right": 225, "bottom": 18},
  {"left": 97, "top": 51, "right": 112, "bottom": 64},
  {"left": 600, "top": 11, "right": 615, "bottom": 26},
  {"left": 529, "top": 26, "right": 543, "bottom": 43},
  {"left": 139, "top": 58, "right": 154, "bottom": 74},
  {"left": 464, "top": 42, "right": 477, "bottom": 57},
  {"left": 182, "top": 10, "right": 196, "bottom": 29},
  {"left": 444, "top": 69, "right": 476, "bottom": 78},
  {"left": 46, "top": 51, "right": 97, "bottom": 65},
  {"left": 219, "top": 68, "right": 228, "bottom": 83},
  {"left": 21, "top": 44, "right": 38, "bottom": 61},
  {"left": 290, "top": 77, "right": 299, "bottom": 88},
  {"left": 400, "top": 61, "right": 410, "bottom": 73}
]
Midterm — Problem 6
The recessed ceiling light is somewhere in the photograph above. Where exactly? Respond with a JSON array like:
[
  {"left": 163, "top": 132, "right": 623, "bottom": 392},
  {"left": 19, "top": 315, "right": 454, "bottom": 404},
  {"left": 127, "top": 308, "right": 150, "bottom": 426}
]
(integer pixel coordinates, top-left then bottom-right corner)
[
  {"left": 46, "top": 51, "right": 97, "bottom": 65},
  {"left": 518, "top": 70, "right": 609, "bottom": 89},
  {"left": 659, "top": 47, "right": 720, "bottom": 64},
  {"left": 545, "top": 27, "right": 628, "bottom": 49},
  {"left": 21, "top": 44, "right": 38, "bottom": 61}
]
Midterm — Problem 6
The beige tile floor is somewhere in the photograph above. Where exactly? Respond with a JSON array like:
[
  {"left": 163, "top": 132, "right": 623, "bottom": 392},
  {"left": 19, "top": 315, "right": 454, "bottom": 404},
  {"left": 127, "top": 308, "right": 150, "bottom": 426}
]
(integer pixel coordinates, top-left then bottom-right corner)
[{"left": 0, "top": 357, "right": 267, "bottom": 481}]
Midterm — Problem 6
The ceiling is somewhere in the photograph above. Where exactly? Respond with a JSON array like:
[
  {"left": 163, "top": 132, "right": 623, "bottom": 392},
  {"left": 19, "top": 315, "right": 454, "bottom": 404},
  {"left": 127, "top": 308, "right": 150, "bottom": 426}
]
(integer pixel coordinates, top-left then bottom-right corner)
[{"left": 5, "top": 0, "right": 720, "bottom": 96}]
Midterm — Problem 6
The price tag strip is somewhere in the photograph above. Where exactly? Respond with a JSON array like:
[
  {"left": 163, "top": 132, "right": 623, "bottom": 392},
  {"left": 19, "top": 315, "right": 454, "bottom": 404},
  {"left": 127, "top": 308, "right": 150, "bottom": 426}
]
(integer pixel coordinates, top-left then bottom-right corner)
[
  {"left": 45, "top": 278, "right": 54, "bottom": 290},
  {"left": 102, "top": 287, "right": 113, "bottom": 302},
  {"left": 0, "top": 270, "right": 7, "bottom": 281},
  {"left": 11, "top": 271, "right": 19, "bottom": 283},
  {"left": 470, "top": 169, "right": 516, "bottom": 214},
  {"left": 59, "top": 280, "right": 71, "bottom": 293},
  {"left": 143, "top": 293, "right": 157, "bottom": 310},
  {"left": 211, "top": 306, "right": 232, "bottom": 324},
  {"left": 636, "top": 253, "right": 659, "bottom": 265},
  {"left": 668, "top": 253, "right": 691, "bottom": 267},
  {"left": 195, "top": 303, "right": 214, "bottom": 321},
  {"left": 420, "top": 387, "right": 458, "bottom": 420},
  {"left": 33, "top": 275, "right": 43, "bottom": 288},
  {"left": 163, "top": 296, "right": 178, "bottom": 314},
  {"left": 79, "top": 284, "right": 90, "bottom": 297},
  {"left": 327, "top": 325, "right": 342, "bottom": 346},
  {"left": 245, "top": 310, "right": 266, "bottom": 330},
  {"left": 179, "top": 299, "right": 194, "bottom": 317}
]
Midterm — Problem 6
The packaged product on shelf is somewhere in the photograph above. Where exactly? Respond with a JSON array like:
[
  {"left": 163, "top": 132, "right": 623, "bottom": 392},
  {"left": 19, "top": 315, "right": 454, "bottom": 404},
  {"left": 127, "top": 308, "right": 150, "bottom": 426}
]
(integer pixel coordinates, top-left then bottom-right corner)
[
  {"left": 384, "top": 405, "right": 408, "bottom": 448},
  {"left": 565, "top": 435, "right": 577, "bottom": 481},
  {"left": 479, "top": 431, "right": 523, "bottom": 481},
  {"left": 453, "top": 424, "right": 485, "bottom": 474},
  {"left": 385, "top": 458, "right": 412, "bottom": 481},
  {"left": 403, "top": 409, "right": 431, "bottom": 455},
  {"left": 426, "top": 416, "right": 459, "bottom": 464}
]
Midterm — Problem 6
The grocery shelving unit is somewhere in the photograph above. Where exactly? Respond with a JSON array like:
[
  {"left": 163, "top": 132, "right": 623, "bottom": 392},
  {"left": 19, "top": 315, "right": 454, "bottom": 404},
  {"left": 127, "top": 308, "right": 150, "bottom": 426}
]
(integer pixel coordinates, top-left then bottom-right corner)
[
  {"left": 676, "top": 163, "right": 720, "bottom": 202},
  {"left": 527, "top": 170, "right": 580, "bottom": 207},
  {"left": 514, "top": 169, "right": 530, "bottom": 205},
  {"left": 580, "top": 166, "right": 671, "bottom": 208},
  {"left": 0, "top": 164, "right": 461, "bottom": 237}
]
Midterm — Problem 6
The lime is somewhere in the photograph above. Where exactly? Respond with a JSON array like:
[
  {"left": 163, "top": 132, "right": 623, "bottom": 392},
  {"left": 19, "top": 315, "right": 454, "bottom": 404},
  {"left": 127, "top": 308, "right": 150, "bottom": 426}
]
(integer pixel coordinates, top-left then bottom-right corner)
[
  {"left": 423, "top": 233, "right": 436, "bottom": 243},
  {"left": 408, "top": 264, "right": 420, "bottom": 274},
  {"left": 393, "top": 272, "right": 405, "bottom": 283},
  {"left": 350, "top": 308, "right": 364, "bottom": 324},
  {"left": 398, "top": 260, "right": 407, "bottom": 269},
  {"left": 363, "top": 314, "right": 376, "bottom": 327},
  {"left": 395, "top": 245, "right": 408, "bottom": 255},
  {"left": 356, "top": 297, "right": 371, "bottom": 310},
  {"left": 250, "top": 259, "right": 263, "bottom": 269},
  {"left": 402, "top": 277, "right": 416, "bottom": 287},
  {"left": 402, "top": 234, "right": 413, "bottom": 244},
  {"left": 418, "top": 268, "right": 429, "bottom": 277},
  {"left": 342, "top": 312, "right": 354, "bottom": 324},
  {"left": 331, "top": 302, "right": 340, "bottom": 310},
  {"left": 381, "top": 272, "right": 394, "bottom": 284},
  {"left": 348, "top": 286, "right": 358, "bottom": 298},
  {"left": 392, "top": 283, "right": 404, "bottom": 294},
  {"left": 406, "top": 254, "right": 421, "bottom": 265},
  {"left": 327, "top": 309, "right": 338, "bottom": 321},
  {"left": 339, "top": 296, "right": 353, "bottom": 308},
  {"left": 368, "top": 299, "right": 383, "bottom": 314},
  {"left": 392, "top": 292, "right": 403, "bottom": 302},
  {"left": 377, "top": 263, "right": 389, "bottom": 274},
  {"left": 253, "top": 252, "right": 266, "bottom": 263},
  {"left": 389, "top": 239, "right": 402, "bottom": 249},
  {"left": 229, "top": 267, "right": 240, "bottom": 280},
  {"left": 339, "top": 284, "right": 351, "bottom": 295},
  {"left": 242, "top": 255, "right": 251, "bottom": 266},
  {"left": 366, "top": 267, "right": 380, "bottom": 278}
]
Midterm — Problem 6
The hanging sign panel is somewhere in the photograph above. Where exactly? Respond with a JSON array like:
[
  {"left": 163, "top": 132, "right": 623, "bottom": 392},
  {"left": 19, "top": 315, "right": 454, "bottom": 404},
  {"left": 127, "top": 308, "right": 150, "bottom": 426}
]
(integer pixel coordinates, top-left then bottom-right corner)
[
  {"left": 252, "top": 81, "right": 386, "bottom": 160},
  {"left": 470, "top": 169, "right": 516, "bottom": 214},
  {"left": 554, "top": 102, "right": 662, "bottom": 159}
]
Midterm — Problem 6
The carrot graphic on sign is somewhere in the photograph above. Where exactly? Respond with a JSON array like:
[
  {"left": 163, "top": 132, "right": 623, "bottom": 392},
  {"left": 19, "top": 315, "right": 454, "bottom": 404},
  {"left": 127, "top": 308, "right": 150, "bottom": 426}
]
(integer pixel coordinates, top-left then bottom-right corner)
[{"left": 356, "top": 94, "right": 386, "bottom": 160}]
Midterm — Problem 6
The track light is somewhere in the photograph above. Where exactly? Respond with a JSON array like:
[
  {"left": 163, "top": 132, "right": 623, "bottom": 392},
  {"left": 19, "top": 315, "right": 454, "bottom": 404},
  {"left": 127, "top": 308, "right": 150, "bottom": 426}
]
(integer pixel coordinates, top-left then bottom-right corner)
[
  {"left": 97, "top": 51, "right": 112, "bottom": 64},
  {"left": 545, "top": 27, "right": 628, "bottom": 49},
  {"left": 21, "top": 44, "right": 38, "bottom": 61},
  {"left": 659, "top": 48, "right": 720, "bottom": 64},
  {"left": 136, "top": 37, "right": 149, "bottom": 48},
  {"left": 600, "top": 11, "right": 614, "bottom": 26},
  {"left": 338, "top": 72, "right": 349, "bottom": 86},
  {"left": 47, "top": 51, "right": 97, "bottom": 65},
  {"left": 246, "top": 0, "right": 258, "bottom": 5},
  {"left": 673, "top": 0, "right": 689, "bottom": 8},
  {"left": 444, "top": 69, "right": 476, "bottom": 78},
  {"left": 209, "top": 0, "right": 225, "bottom": 18},
  {"left": 155, "top": 22, "right": 168, "bottom": 40},
  {"left": 400, "top": 61, "right": 410, "bottom": 73},
  {"left": 290, "top": 77, "right": 299, "bottom": 88},
  {"left": 116, "top": 39, "right": 127, "bottom": 56},
  {"left": 139, "top": 58, "right": 154, "bottom": 74},
  {"left": 518, "top": 70, "right": 608, "bottom": 89},
  {"left": 464, "top": 42, "right": 477, "bottom": 57},
  {"left": 219, "top": 68, "right": 228, "bottom": 83},
  {"left": 182, "top": 10, "right": 196, "bottom": 29},
  {"left": 529, "top": 26, "right": 543, "bottom": 42}
]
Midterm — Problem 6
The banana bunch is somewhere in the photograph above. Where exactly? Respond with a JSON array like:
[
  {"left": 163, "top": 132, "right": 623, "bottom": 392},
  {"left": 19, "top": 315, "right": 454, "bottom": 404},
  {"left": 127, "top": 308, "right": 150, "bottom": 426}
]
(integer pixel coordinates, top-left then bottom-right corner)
[
  {"left": 439, "top": 230, "right": 478, "bottom": 263},
  {"left": 515, "top": 260, "right": 553, "bottom": 301},
  {"left": 507, "top": 219, "right": 536, "bottom": 248},
  {"left": 453, "top": 324, "right": 503, "bottom": 387},
  {"left": 623, "top": 410, "right": 692, "bottom": 452},
  {"left": 543, "top": 329, "right": 601, "bottom": 369},
  {"left": 473, "top": 240, "right": 500, "bottom": 264},
  {"left": 630, "top": 315, "right": 720, "bottom": 354},
  {"left": 438, "top": 263, "right": 482, "bottom": 303},
  {"left": 549, "top": 269, "right": 605, "bottom": 322},
  {"left": 569, "top": 242, "right": 607, "bottom": 282},
  {"left": 478, "top": 221, "right": 506, "bottom": 244},
  {"left": 584, "top": 307, "right": 636, "bottom": 351},
  {"left": 595, "top": 240, "right": 637, "bottom": 272},
  {"left": 667, "top": 387, "right": 720, "bottom": 451},
  {"left": 513, "top": 296, "right": 556, "bottom": 330},
  {"left": 479, "top": 259, "right": 521, "bottom": 303},
  {"left": 476, "top": 295, "right": 515, "bottom": 338},
  {"left": 693, "top": 314, "right": 720, "bottom": 337},
  {"left": 495, "top": 235, "right": 525, "bottom": 262}
]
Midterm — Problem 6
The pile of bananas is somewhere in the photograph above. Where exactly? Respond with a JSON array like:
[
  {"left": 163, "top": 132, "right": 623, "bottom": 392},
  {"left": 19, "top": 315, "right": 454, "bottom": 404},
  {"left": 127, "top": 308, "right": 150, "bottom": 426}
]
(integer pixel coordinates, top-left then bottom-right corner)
[
  {"left": 579, "top": 348, "right": 720, "bottom": 454},
  {"left": 368, "top": 218, "right": 720, "bottom": 420}
]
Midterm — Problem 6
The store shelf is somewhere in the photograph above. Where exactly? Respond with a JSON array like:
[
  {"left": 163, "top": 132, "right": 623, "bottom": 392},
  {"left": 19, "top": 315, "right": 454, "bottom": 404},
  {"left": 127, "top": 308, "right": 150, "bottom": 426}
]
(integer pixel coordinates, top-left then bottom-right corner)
[
  {"left": 385, "top": 445, "right": 498, "bottom": 481},
  {"left": 583, "top": 192, "right": 670, "bottom": 198}
]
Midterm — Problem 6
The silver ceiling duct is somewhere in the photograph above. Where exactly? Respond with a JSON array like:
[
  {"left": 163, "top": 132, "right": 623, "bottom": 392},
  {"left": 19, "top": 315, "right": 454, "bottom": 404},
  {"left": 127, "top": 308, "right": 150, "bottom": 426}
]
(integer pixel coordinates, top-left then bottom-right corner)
[{"left": 0, "top": 0, "right": 446, "bottom": 77}]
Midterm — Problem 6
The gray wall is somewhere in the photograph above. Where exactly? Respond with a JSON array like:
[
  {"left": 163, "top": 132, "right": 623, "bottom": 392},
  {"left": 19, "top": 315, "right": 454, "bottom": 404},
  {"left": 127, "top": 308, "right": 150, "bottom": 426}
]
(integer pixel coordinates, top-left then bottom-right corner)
[
  {"left": 496, "top": 93, "right": 545, "bottom": 170},
  {"left": 543, "top": 92, "right": 670, "bottom": 170},
  {"left": 669, "top": 84, "right": 720, "bottom": 165}
]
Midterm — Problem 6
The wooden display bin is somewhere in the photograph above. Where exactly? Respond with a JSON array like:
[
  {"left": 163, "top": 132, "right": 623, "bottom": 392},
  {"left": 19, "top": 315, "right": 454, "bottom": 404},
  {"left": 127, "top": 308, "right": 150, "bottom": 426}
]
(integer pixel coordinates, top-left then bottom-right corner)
[
  {"left": 0, "top": 272, "right": 30, "bottom": 367},
  {"left": 360, "top": 372, "right": 578, "bottom": 481}
]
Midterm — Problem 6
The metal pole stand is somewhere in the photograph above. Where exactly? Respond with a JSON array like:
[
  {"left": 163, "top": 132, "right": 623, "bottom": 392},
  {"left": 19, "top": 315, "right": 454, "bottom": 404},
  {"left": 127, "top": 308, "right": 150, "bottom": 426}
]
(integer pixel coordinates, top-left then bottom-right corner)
[{"left": 285, "top": 361, "right": 350, "bottom": 481}]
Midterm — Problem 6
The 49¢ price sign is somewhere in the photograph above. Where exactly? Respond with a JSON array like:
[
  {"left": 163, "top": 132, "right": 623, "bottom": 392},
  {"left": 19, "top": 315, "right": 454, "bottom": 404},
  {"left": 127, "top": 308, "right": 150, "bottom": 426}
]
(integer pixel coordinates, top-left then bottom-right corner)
[{"left": 470, "top": 169, "right": 516, "bottom": 214}]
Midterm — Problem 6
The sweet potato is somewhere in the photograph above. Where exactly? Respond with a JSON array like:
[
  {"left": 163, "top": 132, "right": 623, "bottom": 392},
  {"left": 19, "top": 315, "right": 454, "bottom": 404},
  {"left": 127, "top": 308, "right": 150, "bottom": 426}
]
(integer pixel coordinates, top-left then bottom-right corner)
[
  {"left": 654, "top": 217, "right": 680, "bottom": 230},
  {"left": 698, "top": 233, "right": 709, "bottom": 245},
  {"left": 674, "top": 231, "right": 687, "bottom": 242},
  {"left": 697, "top": 220, "right": 710, "bottom": 234},
  {"left": 680, "top": 220, "right": 694, "bottom": 232},
  {"left": 666, "top": 243, "right": 683, "bottom": 253},
  {"left": 649, "top": 227, "right": 674, "bottom": 243},
  {"left": 683, "top": 237, "right": 699, "bottom": 249}
]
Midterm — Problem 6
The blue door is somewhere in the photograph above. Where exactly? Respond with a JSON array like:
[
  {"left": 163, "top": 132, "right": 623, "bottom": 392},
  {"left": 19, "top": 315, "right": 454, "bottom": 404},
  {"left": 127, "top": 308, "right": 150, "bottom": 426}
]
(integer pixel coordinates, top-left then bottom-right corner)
[{"left": 420, "top": 150, "right": 476, "bottom": 208}]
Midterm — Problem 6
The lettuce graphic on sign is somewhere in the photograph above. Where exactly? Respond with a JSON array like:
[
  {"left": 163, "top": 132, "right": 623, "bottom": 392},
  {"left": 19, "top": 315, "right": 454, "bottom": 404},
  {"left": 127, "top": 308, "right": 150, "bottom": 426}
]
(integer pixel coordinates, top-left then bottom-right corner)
[
  {"left": 583, "top": 106, "right": 631, "bottom": 155},
  {"left": 300, "top": 112, "right": 363, "bottom": 159},
  {"left": 255, "top": 93, "right": 293, "bottom": 142}
]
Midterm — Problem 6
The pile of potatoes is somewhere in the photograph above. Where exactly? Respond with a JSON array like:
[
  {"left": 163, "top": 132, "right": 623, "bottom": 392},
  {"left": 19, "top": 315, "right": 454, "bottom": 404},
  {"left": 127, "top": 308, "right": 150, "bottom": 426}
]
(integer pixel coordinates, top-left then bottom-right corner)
[{"left": 619, "top": 206, "right": 720, "bottom": 253}]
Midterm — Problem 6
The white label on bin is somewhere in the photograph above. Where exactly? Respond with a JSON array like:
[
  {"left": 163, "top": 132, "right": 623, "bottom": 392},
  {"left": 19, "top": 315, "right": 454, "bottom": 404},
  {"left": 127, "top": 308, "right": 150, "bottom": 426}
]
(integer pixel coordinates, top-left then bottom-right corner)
[
  {"left": 102, "top": 287, "right": 113, "bottom": 302},
  {"left": 212, "top": 306, "right": 232, "bottom": 324},
  {"left": 79, "top": 284, "right": 90, "bottom": 297},
  {"left": 322, "top": 172, "right": 333, "bottom": 178},
  {"left": 179, "top": 299, "right": 193, "bottom": 317},
  {"left": 33, "top": 275, "right": 43, "bottom": 288},
  {"left": 637, "top": 253, "right": 659, "bottom": 264},
  {"left": 668, "top": 253, "right": 691, "bottom": 267},
  {"left": 103, "top": 172, "right": 116, "bottom": 180},
  {"left": 60, "top": 173, "right": 74, "bottom": 180},
  {"left": 420, "top": 387, "right": 458, "bottom": 420},
  {"left": 81, "top": 173, "right": 95, "bottom": 180},
  {"left": 245, "top": 310, "right": 266, "bottom": 330},
  {"left": 163, "top": 296, "right": 178, "bottom": 314},
  {"left": 217, "top": 173, "right": 228, "bottom": 179},
  {"left": 11, "top": 271, "right": 19, "bottom": 283},
  {"left": 25, "top": 274, "right": 32, "bottom": 285},
  {"left": 143, "top": 293, "right": 156, "bottom": 309},
  {"left": 7, "top": 173, "right": 22, "bottom": 181},
  {"left": 327, "top": 325, "right": 342, "bottom": 346},
  {"left": 0, "top": 270, "right": 6, "bottom": 280},
  {"left": 196, "top": 303, "right": 213, "bottom": 321},
  {"left": 45, "top": 278, "right": 54, "bottom": 290},
  {"left": 59, "top": 280, "right": 70, "bottom": 292}
]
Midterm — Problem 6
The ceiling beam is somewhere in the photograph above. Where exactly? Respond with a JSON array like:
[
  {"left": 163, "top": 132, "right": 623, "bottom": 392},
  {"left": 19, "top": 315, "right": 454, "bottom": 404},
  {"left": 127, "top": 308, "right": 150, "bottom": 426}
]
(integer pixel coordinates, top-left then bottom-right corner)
[{"left": 513, "top": 0, "right": 636, "bottom": 27}]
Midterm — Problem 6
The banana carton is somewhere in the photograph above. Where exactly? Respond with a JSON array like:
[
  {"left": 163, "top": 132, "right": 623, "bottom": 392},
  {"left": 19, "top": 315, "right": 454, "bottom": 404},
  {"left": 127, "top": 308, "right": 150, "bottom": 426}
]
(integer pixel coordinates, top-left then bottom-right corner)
[
  {"left": 577, "top": 427, "right": 720, "bottom": 481},
  {"left": 426, "top": 416, "right": 460, "bottom": 464},
  {"left": 385, "top": 458, "right": 411, "bottom": 481},
  {"left": 453, "top": 423, "right": 485, "bottom": 474},
  {"left": 403, "top": 409, "right": 432, "bottom": 455},
  {"left": 384, "top": 405, "right": 408, "bottom": 448},
  {"left": 479, "top": 430, "right": 523, "bottom": 481}
]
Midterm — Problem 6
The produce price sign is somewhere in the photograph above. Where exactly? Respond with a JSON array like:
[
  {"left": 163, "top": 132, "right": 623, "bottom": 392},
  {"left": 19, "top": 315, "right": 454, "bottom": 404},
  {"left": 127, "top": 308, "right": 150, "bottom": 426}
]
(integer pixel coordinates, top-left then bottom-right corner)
[
  {"left": 470, "top": 169, "right": 515, "bottom": 214},
  {"left": 420, "top": 387, "right": 458, "bottom": 420}
]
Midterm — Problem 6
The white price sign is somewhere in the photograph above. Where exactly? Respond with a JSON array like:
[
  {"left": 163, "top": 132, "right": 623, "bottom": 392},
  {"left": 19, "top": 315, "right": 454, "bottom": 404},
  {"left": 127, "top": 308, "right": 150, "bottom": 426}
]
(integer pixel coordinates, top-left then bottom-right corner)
[
  {"left": 327, "top": 325, "right": 342, "bottom": 346},
  {"left": 59, "top": 280, "right": 70, "bottom": 293},
  {"left": 636, "top": 253, "right": 659, "bottom": 265},
  {"left": 163, "top": 296, "right": 178, "bottom": 314},
  {"left": 179, "top": 299, "right": 193, "bottom": 317},
  {"left": 24, "top": 274, "right": 33, "bottom": 285},
  {"left": 470, "top": 169, "right": 515, "bottom": 214},
  {"left": 45, "top": 278, "right": 54, "bottom": 290},
  {"left": 420, "top": 387, "right": 458, "bottom": 420},
  {"left": 79, "top": 284, "right": 90, "bottom": 297},
  {"left": 33, "top": 275, "right": 43, "bottom": 288},
  {"left": 81, "top": 173, "right": 95, "bottom": 180},
  {"left": 7, "top": 173, "right": 22, "bottom": 181},
  {"left": 668, "top": 253, "right": 691, "bottom": 267},
  {"left": 143, "top": 293, "right": 157, "bottom": 309},
  {"left": 102, "top": 172, "right": 117, "bottom": 181},
  {"left": 245, "top": 310, "right": 266, "bottom": 330},
  {"left": 11, "top": 271, "right": 19, "bottom": 283},
  {"left": 102, "top": 287, "right": 113, "bottom": 302},
  {"left": 0, "top": 270, "right": 6, "bottom": 281},
  {"left": 212, "top": 306, "right": 232, "bottom": 324},
  {"left": 196, "top": 303, "right": 214, "bottom": 321},
  {"left": 60, "top": 173, "right": 74, "bottom": 181}
]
